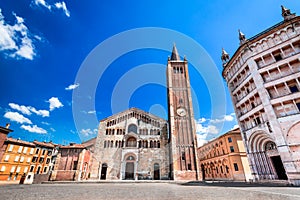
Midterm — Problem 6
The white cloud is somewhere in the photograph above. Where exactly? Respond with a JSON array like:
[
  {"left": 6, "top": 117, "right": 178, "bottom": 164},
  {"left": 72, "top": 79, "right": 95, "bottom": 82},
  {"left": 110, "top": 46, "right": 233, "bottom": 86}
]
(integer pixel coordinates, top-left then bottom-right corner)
[
  {"left": 197, "top": 133, "right": 208, "bottom": 147},
  {"left": 29, "top": 107, "right": 49, "bottom": 117},
  {"left": 48, "top": 97, "right": 63, "bottom": 111},
  {"left": 50, "top": 127, "right": 56, "bottom": 132},
  {"left": 80, "top": 128, "right": 97, "bottom": 137},
  {"left": 210, "top": 113, "right": 236, "bottom": 124},
  {"left": 54, "top": 2, "right": 70, "bottom": 17},
  {"left": 65, "top": 83, "right": 79, "bottom": 90},
  {"left": 8, "top": 103, "right": 31, "bottom": 115},
  {"left": 41, "top": 121, "right": 50, "bottom": 125},
  {"left": 21, "top": 124, "right": 47, "bottom": 134},
  {"left": 9, "top": 102, "right": 49, "bottom": 117},
  {"left": 87, "top": 110, "right": 96, "bottom": 114},
  {"left": 195, "top": 119, "right": 219, "bottom": 135},
  {"left": 33, "top": 0, "right": 51, "bottom": 10},
  {"left": 4, "top": 112, "right": 32, "bottom": 124},
  {"left": 0, "top": 10, "right": 37, "bottom": 60}
]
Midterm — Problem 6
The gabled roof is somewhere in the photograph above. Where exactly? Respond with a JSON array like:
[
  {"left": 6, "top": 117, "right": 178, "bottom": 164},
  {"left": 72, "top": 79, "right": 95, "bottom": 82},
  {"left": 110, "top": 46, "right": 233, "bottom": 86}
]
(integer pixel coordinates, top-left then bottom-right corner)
[{"left": 100, "top": 107, "right": 167, "bottom": 123}]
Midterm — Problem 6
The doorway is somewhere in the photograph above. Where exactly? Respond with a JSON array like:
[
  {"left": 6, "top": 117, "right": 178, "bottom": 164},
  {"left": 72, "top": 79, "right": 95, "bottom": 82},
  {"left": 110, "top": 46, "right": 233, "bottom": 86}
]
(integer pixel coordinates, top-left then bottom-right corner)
[
  {"left": 100, "top": 163, "right": 107, "bottom": 180},
  {"left": 154, "top": 163, "right": 160, "bottom": 180},
  {"left": 201, "top": 164, "right": 205, "bottom": 180},
  {"left": 125, "top": 162, "right": 134, "bottom": 179},
  {"left": 271, "top": 156, "right": 288, "bottom": 180}
]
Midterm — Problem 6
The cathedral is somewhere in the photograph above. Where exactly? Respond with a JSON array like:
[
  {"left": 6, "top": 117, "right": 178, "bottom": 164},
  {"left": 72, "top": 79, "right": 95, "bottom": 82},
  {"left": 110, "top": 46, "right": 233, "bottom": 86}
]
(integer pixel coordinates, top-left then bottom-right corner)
[{"left": 89, "top": 45, "right": 200, "bottom": 180}]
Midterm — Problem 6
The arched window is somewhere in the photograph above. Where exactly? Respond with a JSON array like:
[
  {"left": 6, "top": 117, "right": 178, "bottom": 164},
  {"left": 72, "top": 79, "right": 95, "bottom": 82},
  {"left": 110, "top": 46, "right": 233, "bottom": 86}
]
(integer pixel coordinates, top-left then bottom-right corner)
[
  {"left": 128, "top": 124, "right": 137, "bottom": 134},
  {"left": 126, "top": 137, "right": 137, "bottom": 147},
  {"left": 265, "top": 141, "right": 277, "bottom": 151}
]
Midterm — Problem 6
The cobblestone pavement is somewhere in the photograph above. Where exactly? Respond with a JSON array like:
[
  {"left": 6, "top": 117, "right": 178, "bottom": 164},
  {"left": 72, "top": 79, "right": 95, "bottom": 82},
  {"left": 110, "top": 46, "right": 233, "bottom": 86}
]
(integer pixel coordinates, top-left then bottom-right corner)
[{"left": 0, "top": 182, "right": 300, "bottom": 200}]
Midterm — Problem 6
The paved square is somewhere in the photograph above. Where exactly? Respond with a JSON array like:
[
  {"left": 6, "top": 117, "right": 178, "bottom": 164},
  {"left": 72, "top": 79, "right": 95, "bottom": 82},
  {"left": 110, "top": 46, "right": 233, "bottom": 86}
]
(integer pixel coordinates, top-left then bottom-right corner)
[{"left": 0, "top": 182, "right": 300, "bottom": 200}]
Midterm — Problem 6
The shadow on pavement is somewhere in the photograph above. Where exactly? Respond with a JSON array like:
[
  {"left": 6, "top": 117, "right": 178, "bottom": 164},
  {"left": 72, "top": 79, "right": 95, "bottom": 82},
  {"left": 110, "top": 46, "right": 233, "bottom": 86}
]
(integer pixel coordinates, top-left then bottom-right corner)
[{"left": 181, "top": 181, "right": 298, "bottom": 188}]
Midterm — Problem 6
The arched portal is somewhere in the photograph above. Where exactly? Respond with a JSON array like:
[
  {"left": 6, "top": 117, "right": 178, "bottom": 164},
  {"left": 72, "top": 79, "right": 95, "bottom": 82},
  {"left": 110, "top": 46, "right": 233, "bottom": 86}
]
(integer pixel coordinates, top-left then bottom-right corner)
[
  {"left": 125, "top": 155, "right": 135, "bottom": 180},
  {"left": 248, "top": 131, "right": 287, "bottom": 180}
]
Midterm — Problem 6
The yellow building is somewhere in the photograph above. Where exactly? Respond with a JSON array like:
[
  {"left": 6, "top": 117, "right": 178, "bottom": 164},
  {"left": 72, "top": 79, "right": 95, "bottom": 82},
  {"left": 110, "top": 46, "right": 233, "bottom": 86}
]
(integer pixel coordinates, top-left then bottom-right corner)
[
  {"left": 0, "top": 138, "right": 35, "bottom": 183},
  {"left": 29, "top": 141, "right": 55, "bottom": 175},
  {"left": 197, "top": 128, "right": 252, "bottom": 181}
]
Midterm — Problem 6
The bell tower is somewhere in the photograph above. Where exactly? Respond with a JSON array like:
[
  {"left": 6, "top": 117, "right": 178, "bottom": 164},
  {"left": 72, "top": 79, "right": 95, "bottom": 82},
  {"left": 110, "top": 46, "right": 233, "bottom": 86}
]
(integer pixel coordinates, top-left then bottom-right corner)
[{"left": 167, "top": 44, "right": 199, "bottom": 180}]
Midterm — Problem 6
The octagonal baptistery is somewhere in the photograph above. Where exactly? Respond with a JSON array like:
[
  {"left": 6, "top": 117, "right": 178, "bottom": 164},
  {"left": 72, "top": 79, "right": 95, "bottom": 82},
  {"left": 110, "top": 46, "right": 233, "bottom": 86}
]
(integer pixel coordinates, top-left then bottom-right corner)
[
  {"left": 222, "top": 6, "right": 300, "bottom": 185},
  {"left": 90, "top": 108, "right": 170, "bottom": 180}
]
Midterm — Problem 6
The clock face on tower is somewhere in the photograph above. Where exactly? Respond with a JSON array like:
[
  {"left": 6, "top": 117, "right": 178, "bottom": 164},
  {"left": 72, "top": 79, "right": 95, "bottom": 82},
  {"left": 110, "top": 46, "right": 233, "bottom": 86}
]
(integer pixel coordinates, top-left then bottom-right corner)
[{"left": 176, "top": 107, "right": 186, "bottom": 117}]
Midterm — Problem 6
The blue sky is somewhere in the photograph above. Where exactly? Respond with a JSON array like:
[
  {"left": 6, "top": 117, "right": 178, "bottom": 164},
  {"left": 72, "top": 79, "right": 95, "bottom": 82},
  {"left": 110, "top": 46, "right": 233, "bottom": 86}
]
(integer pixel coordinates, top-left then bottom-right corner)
[{"left": 1, "top": 0, "right": 300, "bottom": 145}]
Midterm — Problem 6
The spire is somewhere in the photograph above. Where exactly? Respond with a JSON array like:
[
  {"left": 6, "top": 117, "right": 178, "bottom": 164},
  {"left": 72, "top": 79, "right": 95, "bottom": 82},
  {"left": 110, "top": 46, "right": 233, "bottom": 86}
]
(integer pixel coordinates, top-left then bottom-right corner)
[
  {"left": 221, "top": 48, "right": 230, "bottom": 66},
  {"left": 238, "top": 29, "right": 246, "bottom": 45},
  {"left": 281, "top": 5, "right": 296, "bottom": 20},
  {"left": 171, "top": 43, "right": 180, "bottom": 61}
]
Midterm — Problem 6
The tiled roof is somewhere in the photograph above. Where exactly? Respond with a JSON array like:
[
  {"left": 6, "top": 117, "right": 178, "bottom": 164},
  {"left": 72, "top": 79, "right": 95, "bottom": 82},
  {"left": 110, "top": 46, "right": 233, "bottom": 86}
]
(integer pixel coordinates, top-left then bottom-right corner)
[
  {"left": 6, "top": 138, "right": 35, "bottom": 147},
  {"left": 33, "top": 141, "right": 55, "bottom": 148}
]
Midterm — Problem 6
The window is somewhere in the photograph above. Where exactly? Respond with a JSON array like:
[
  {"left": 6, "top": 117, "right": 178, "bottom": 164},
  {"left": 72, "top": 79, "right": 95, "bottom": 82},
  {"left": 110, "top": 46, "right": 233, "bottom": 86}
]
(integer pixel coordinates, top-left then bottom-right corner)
[
  {"left": 73, "top": 161, "right": 78, "bottom": 170},
  {"left": 0, "top": 166, "right": 6, "bottom": 172},
  {"left": 181, "top": 152, "right": 186, "bottom": 161},
  {"left": 24, "top": 167, "right": 28, "bottom": 173},
  {"left": 274, "top": 54, "right": 282, "bottom": 61},
  {"left": 20, "top": 156, "right": 24, "bottom": 162},
  {"left": 35, "top": 148, "right": 40, "bottom": 154},
  {"left": 43, "top": 167, "right": 48, "bottom": 173},
  {"left": 297, "top": 103, "right": 300, "bottom": 111},
  {"left": 230, "top": 146, "right": 234, "bottom": 153},
  {"left": 36, "top": 166, "right": 41, "bottom": 174},
  {"left": 4, "top": 155, "right": 10, "bottom": 161},
  {"left": 289, "top": 85, "right": 299, "bottom": 93},
  {"left": 42, "top": 149, "right": 46, "bottom": 155},
  {"left": 8, "top": 144, "right": 14, "bottom": 152},
  {"left": 14, "top": 156, "right": 19, "bottom": 162},
  {"left": 16, "top": 166, "right": 21, "bottom": 173},
  {"left": 233, "top": 163, "right": 239, "bottom": 171},
  {"left": 18, "top": 146, "right": 23, "bottom": 153},
  {"left": 27, "top": 157, "right": 31, "bottom": 163},
  {"left": 128, "top": 124, "right": 137, "bottom": 134},
  {"left": 32, "top": 156, "right": 38, "bottom": 163},
  {"left": 47, "top": 151, "right": 52, "bottom": 156},
  {"left": 228, "top": 137, "right": 232, "bottom": 143},
  {"left": 39, "top": 157, "right": 44, "bottom": 164},
  {"left": 10, "top": 166, "right": 16, "bottom": 173},
  {"left": 23, "top": 147, "right": 28, "bottom": 154},
  {"left": 187, "top": 164, "right": 192, "bottom": 170},
  {"left": 46, "top": 158, "right": 51, "bottom": 164},
  {"left": 30, "top": 148, "right": 34, "bottom": 154},
  {"left": 30, "top": 166, "right": 35, "bottom": 172}
]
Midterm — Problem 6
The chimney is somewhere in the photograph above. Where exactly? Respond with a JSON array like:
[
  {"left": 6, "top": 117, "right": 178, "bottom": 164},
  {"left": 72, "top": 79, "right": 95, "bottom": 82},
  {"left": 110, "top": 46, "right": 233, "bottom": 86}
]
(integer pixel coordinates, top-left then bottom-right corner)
[{"left": 5, "top": 123, "right": 10, "bottom": 129}]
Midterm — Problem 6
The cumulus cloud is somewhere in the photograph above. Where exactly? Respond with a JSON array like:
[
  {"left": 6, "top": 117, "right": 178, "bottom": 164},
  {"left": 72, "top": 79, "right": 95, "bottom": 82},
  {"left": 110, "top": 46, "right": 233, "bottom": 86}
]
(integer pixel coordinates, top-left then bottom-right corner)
[
  {"left": 0, "top": 10, "right": 37, "bottom": 60},
  {"left": 20, "top": 124, "right": 47, "bottom": 134},
  {"left": 232, "top": 124, "right": 239, "bottom": 130},
  {"left": 9, "top": 103, "right": 49, "bottom": 117},
  {"left": 65, "top": 83, "right": 79, "bottom": 90},
  {"left": 4, "top": 112, "right": 32, "bottom": 124},
  {"left": 54, "top": 2, "right": 70, "bottom": 17},
  {"left": 48, "top": 97, "right": 63, "bottom": 111},
  {"left": 80, "top": 128, "right": 97, "bottom": 137},
  {"left": 197, "top": 133, "right": 208, "bottom": 147}
]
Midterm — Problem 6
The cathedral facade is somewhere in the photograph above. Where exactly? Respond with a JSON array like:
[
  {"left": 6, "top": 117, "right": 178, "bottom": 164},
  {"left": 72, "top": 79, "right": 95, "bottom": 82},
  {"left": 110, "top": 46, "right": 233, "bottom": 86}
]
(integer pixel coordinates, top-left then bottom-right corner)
[{"left": 90, "top": 46, "right": 200, "bottom": 180}]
